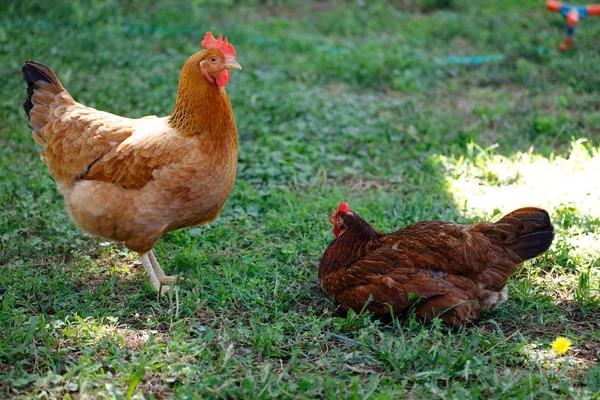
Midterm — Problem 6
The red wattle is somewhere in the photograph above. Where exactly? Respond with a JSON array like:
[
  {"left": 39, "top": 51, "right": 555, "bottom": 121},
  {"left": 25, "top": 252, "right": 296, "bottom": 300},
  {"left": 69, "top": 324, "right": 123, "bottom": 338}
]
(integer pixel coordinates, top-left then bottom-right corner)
[{"left": 216, "top": 69, "right": 231, "bottom": 86}]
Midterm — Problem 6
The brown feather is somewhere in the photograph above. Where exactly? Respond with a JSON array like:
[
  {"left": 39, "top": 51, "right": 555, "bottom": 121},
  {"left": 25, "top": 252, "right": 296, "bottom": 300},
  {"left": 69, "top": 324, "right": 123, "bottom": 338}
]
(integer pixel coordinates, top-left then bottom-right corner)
[
  {"left": 22, "top": 50, "right": 239, "bottom": 254},
  {"left": 318, "top": 207, "right": 554, "bottom": 326}
]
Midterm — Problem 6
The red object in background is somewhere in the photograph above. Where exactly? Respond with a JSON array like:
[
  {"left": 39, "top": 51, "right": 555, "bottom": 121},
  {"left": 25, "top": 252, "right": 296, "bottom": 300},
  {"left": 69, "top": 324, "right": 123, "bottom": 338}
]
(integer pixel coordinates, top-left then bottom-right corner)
[
  {"left": 547, "top": 0, "right": 562, "bottom": 11},
  {"left": 588, "top": 4, "right": 600, "bottom": 14},
  {"left": 546, "top": 0, "right": 600, "bottom": 50},
  {"left": 566, "top": 9, "right": 580, "bottom": 26}
]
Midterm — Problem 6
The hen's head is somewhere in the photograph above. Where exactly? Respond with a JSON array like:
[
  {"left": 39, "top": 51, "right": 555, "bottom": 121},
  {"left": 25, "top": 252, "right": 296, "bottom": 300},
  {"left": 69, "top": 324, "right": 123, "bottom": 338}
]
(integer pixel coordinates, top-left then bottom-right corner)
[
  {"left": 185, "top": 32, "right": 241, "bottom": 87},
  {"left": 329, "top": 202, "right": 356, "bottom": 238}
]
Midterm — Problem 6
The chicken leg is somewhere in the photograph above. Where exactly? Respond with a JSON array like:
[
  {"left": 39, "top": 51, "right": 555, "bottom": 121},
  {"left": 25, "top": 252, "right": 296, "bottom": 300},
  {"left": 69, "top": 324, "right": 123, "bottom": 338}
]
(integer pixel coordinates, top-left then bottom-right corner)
[
  {"left": 148, "top": 250, "right": 177, "bottom": 284},
  {"left": 139, "top": 252, "right": 170, "bottom": 296}
]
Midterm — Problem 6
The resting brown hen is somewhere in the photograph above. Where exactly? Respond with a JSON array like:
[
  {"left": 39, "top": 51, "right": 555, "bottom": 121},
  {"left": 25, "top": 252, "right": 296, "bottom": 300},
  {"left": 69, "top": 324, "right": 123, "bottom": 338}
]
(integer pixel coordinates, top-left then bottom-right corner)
[{"left": 318, "top": 203, "right": 554, "bottom": 326}]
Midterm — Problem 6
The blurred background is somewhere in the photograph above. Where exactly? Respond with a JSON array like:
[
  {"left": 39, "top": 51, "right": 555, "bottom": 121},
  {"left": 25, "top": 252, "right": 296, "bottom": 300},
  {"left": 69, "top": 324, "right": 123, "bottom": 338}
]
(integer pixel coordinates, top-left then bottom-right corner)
[{"left": 1, "top": 0, "right": 599, "bottom": 398}]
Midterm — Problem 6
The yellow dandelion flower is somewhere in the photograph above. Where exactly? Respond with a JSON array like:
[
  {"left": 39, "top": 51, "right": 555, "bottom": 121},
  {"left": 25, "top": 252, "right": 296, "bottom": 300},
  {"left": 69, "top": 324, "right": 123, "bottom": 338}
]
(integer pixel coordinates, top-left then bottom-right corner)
[{"left": 551, "top": 337, "right": 572, "bottom": 355}]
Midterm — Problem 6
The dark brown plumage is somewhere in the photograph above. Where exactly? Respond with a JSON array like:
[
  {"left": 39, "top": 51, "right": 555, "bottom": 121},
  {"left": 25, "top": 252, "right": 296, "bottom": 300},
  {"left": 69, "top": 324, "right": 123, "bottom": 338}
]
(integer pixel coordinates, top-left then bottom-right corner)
[{"left": 318, "top": 203, "right": 554, "bottom": 326}]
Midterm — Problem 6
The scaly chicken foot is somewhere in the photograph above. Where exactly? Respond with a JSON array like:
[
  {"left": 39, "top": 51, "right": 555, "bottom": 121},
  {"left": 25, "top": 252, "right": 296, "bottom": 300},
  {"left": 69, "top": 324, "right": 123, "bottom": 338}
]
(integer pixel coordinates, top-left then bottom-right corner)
[
  {"left": 140, "top": 252, "right": 170, "bottom": 296},
  {"left": 148, "top": 250, "right": 178, "bottom": 284}
]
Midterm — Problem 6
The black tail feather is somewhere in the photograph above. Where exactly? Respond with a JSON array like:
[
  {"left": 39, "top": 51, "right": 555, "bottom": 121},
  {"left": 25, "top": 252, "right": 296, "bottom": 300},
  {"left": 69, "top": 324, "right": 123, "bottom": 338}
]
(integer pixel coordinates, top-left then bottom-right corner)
[
  {"left": 493, "top": 207, "right": 554, "bottom": 262},
  {"left": 507, "top": 228, "right": 554, "bottom": 261},
  {"left": 21, "top": 60, "right": 59, "bottom": 120}
]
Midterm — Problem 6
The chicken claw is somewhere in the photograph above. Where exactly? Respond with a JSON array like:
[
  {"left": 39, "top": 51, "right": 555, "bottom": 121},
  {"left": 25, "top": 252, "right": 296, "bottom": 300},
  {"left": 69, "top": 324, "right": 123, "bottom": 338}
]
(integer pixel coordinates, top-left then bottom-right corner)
[
  {"left": 140, "top": 252, "right": 170, "bottom": 295},
  {"left": 149, "top": 251, "right": 178, "bottom": 284},
  {"left": 159, "top": 284, "right": 171, "bottom": 297}
]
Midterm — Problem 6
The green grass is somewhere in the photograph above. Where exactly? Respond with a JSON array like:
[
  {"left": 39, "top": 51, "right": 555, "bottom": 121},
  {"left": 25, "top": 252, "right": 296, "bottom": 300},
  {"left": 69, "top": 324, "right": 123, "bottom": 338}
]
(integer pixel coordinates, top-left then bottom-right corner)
[{"left": 1, "top": 0, "right": 599, "bottom": 398}]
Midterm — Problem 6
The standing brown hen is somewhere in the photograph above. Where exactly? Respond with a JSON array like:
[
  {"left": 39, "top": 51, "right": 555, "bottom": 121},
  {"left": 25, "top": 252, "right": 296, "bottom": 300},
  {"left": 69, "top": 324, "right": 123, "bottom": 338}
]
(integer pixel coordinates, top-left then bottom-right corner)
[
  {"left": 22, "top": 32, "right": 241, "bottom": 295},
  {"left": 319, "top": 203, "right": 554, "bottom": 326}
]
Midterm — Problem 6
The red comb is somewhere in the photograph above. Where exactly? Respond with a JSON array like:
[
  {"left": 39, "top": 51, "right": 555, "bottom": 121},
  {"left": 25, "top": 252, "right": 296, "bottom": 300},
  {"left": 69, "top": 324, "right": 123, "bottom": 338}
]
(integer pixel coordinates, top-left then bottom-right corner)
[
  {"left": 336, "top": 203, "right": 351, "bottom": 213},
  {"left": 201, "top": 32, "right": 236, "bottom": 62},
  {"left": 331, "top": 202, "right": 351, "bottom": 219}
]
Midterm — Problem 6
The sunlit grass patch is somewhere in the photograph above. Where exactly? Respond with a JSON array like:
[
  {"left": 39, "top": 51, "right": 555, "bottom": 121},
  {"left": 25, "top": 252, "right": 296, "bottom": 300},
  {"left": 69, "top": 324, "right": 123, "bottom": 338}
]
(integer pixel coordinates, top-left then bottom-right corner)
[
  {"left": 443, "top": 139, "right": 600, "bottom": 219},
  {"left": 57, "top": 314, "right": 163, "bottom": 352}
]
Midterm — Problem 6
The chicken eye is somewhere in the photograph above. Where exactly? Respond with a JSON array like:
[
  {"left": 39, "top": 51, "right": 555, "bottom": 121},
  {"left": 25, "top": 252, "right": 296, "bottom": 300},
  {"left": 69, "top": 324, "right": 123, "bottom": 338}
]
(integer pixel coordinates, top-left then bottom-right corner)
[
  {"left": 210, "top": 57, "right": 218, "bottom": 63},
  {"left": 336, "top": 217, "right": 343, "bottom": 225}
]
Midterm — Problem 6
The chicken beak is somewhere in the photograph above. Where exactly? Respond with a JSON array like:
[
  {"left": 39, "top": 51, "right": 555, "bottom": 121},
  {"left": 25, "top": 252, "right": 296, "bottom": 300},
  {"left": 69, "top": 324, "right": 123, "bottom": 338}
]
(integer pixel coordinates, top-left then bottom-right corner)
[
  {"left": 226, "top": 60, "right": 242, "bottom": 70},
  {"left": 329, "top": 216, "right": 341, "bottom": 237}
]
